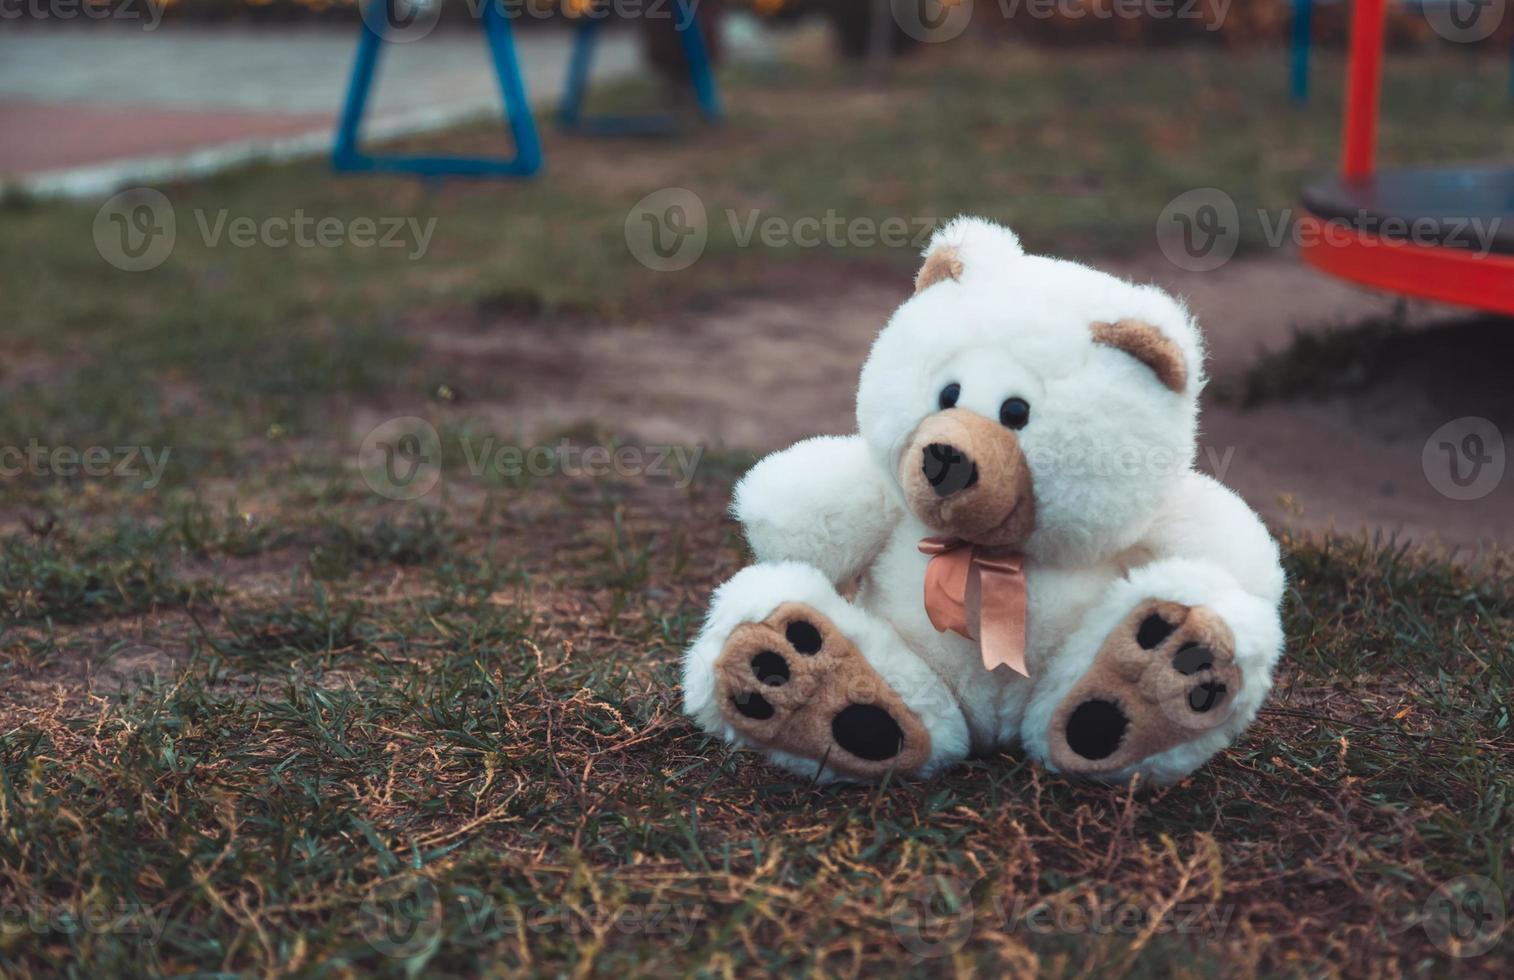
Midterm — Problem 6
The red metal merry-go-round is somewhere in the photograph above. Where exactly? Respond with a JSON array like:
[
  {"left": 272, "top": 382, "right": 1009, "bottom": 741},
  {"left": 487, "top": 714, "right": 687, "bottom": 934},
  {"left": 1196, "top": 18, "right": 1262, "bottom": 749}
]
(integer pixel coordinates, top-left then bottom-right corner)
[{"left": 1298, "top": 0, "right": 1514, "bottom": 316}]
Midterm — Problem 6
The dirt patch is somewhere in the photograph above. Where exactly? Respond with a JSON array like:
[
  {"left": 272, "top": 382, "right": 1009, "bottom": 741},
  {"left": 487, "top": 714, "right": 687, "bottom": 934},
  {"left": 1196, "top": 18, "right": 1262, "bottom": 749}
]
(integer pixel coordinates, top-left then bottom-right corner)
[
  {"left": 401, "top": 251, "right": 1514, "bottom": 556},
  {"left": 408, "top": 261, "right": 909, "bottom": 451}
]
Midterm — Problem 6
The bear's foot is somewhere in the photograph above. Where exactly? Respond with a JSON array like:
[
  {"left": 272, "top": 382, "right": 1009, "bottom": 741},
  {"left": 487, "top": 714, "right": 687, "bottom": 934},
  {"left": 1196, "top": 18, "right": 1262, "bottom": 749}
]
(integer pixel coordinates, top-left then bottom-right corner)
[
  {"left": 714, "top": 602, "right": 933, "bottom": 780},
  {"left": 1048, "top": 599, "right": 1240, "bottom": 776}
]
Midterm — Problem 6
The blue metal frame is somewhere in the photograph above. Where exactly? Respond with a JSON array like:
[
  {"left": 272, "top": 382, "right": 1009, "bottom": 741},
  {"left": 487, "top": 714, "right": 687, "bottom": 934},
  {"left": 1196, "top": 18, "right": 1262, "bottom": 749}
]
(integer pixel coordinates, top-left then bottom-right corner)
[
  {"left": 333, "top": 0, "right": 542, "bottom": 178},
  {"left": 557, "top": 0, "right": 722, "bottom": 137},
  {"left": 1292, "top": 0, "right": 1514, "bottom": 105},
  {"left": 1291, "top": 0, "right": 1312, "bottom": 104}
]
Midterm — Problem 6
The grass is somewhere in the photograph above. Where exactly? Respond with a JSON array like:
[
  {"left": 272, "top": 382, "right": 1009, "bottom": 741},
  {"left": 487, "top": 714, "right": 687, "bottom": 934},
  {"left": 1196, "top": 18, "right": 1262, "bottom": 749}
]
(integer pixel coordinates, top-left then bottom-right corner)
[
  {"left": 0, "top": 474, "right": 1510, "bottom": 976},
  {"left": 1, "top": 36, "right": 1511, "bottom": 977}
]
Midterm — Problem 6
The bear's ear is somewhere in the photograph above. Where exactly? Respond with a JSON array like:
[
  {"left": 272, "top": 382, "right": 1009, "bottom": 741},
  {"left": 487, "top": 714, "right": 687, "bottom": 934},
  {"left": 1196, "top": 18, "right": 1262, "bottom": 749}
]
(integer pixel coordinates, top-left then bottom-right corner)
[
  {"left": 1090, "top": 319, "right": 1188, "bottom": 394},
  {"left": 914, "top": 216, "right": 1023, "bottom": 294},
  {"left": 914, "top": 243, "right": 963, "bottom": 293}
]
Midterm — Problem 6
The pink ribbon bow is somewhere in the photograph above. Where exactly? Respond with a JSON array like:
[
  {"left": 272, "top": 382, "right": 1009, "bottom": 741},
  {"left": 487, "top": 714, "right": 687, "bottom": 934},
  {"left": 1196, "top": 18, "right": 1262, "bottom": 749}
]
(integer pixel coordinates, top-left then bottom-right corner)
[{"left": 918, "top": 537, "right": 1029, "bottom": 676}]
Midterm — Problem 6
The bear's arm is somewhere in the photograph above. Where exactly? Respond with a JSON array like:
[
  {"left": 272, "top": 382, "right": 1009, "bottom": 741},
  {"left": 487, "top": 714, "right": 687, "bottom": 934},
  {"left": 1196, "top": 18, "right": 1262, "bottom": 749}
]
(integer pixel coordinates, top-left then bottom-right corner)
[
  {"left": 732, "top": 434, "right": 902, "bottom": 584},
  {"left": 1133, "top": 471, "right": 1285, "bottom": 605}
]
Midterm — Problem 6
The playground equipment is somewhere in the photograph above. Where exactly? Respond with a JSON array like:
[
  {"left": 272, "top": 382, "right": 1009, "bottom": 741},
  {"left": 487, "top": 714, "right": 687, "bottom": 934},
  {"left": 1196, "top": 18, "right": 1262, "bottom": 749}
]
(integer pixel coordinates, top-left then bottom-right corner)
[
  {"left": 1298, "top": 0, "right": 1514, "bottom": 315},
  {"left": 558, "top": 0, "right": 721, "bottom": 136},
  {"left": 1290, "top": 0, "right": 1514, "bottom": 103},
  {"left": 334, "top": 0, "right": 721, "bottom": 178}
]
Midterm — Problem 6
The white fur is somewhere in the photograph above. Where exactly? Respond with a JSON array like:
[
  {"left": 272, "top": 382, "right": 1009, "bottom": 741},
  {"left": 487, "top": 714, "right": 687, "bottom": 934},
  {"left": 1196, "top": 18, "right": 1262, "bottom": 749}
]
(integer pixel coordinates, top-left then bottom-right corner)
[
  {"left": 683, "top": 217, "right": 1285, "bottom": 785},
  {"left": 733, "top": 435, "right": 900, "bottom": 583}
]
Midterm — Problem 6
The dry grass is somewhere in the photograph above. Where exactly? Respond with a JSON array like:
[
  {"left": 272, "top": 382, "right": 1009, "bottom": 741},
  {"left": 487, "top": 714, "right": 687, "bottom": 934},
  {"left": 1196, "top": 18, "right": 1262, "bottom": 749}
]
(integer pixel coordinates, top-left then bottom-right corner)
[{"left": 0, "top": 459, "right": 1509, "bottom": 976}]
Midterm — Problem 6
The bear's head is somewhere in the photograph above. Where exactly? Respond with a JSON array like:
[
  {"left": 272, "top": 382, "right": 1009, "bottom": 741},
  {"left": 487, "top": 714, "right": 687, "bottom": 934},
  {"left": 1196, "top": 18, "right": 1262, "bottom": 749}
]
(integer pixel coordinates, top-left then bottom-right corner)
[{"left": 857, "top": 217, "right": 1204, "bottom": 565}]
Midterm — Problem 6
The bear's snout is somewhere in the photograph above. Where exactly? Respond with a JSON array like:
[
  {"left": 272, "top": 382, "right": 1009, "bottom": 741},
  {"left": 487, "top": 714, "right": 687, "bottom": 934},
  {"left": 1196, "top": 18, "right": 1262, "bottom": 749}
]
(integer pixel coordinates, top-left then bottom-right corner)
[
  {"left": 922, "top": 443, "right": 979, "bottom": 497},
  {"left": 899, "top": 408, "right": 1037, "bottom": 548}
]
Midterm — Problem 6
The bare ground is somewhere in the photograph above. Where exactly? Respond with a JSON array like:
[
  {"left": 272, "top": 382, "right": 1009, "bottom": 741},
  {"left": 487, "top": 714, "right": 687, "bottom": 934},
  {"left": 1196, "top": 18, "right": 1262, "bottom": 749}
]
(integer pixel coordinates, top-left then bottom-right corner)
[{"left": 401, "top": 250, "right": 1514, "bottom": 558}]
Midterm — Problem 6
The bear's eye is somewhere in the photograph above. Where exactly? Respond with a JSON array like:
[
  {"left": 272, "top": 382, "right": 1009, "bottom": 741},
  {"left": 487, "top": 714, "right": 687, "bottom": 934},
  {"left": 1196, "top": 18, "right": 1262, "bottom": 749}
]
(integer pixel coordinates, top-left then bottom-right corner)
[
  {"left": 938, "top": 383, "right": 961, "bottom": 410},
  {"left": 999, "top": 397, "right": 1031, "bottom": 430}
]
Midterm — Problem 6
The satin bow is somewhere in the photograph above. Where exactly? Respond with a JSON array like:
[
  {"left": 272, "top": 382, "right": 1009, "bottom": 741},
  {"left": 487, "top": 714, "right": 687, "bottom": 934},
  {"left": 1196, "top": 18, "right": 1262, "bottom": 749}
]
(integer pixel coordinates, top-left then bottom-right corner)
[{"left": 917, "top": 537, "right": 1029, "bottom": 676}]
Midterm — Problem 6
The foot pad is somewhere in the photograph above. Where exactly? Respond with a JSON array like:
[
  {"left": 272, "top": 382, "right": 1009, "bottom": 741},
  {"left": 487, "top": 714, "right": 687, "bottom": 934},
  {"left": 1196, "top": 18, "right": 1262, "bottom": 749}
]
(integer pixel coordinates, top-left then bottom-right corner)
[
  {"left": 714, "top": 602, "right": 932, "bottom": 779},
  {"left": 1049, "top": 599, "right": 1240, "bottom": 776}
]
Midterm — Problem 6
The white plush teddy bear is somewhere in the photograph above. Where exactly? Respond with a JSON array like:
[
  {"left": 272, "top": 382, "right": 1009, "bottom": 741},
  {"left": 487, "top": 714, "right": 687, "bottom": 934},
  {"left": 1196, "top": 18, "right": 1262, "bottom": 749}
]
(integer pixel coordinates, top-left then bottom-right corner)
[{"left": 682, "top": 217, "right": 1286, "bottom": 784}]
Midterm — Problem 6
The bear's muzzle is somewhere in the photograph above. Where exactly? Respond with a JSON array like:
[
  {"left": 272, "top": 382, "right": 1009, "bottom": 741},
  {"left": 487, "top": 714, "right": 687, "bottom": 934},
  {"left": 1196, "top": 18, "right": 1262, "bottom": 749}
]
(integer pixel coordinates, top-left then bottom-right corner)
[{"left": 900, "top": 408, "right": 1037, "bottom": 548}]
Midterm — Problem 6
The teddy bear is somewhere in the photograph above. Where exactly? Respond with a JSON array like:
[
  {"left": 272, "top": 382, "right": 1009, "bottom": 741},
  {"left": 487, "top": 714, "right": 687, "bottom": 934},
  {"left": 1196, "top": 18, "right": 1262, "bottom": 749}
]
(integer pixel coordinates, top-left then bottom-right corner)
[{"left": 682, "top": 217, "right": 1286, "bottom": 784}]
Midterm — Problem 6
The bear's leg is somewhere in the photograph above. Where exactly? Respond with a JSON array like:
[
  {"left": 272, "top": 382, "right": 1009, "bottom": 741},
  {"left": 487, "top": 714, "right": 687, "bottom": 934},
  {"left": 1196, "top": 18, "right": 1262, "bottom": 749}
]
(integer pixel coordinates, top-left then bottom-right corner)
[
  {"left": 684, "top": 561, "right": 971, "bottom": 782},
  {"left": 1019, "top": 558, "right": 1283, "bottom": 784}
]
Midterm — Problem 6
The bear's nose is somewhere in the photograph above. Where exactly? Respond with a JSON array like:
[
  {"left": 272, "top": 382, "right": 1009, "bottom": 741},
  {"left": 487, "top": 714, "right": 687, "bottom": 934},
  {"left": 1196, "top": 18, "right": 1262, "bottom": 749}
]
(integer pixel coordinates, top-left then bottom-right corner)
[{"left": 922, "top": 443, "right": 978, "bottom": 497}]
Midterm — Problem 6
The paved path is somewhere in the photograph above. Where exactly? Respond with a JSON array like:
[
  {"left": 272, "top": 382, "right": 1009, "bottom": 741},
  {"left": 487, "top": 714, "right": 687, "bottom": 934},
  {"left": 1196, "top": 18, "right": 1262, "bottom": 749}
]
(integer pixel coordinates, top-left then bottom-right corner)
[{"left": 0, "top": 26, "right": 640, "bottom": 197}]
